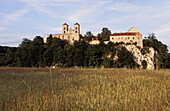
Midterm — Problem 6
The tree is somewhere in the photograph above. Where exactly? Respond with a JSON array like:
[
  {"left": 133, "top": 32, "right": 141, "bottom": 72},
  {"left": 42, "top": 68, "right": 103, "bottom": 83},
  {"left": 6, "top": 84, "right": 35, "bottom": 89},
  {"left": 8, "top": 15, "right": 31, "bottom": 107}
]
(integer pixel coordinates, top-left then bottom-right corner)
[
  {"left": 143, "top": 33, "right": 169, "bottom": 69},
  {"left": 84, "top": 31, "right": 94, "bottom": 42},
  {"left": 64, "top": 44, "right": 75, "bottom": 67},
  {"left": 97, "top": 28, "right": 111, "bottom": 42},
  {"left": 31, "top": 36, "right": 44, "bottom": 67},
  {"left": 43, "top": 49, "right": 53, "bottom": 67},
  {"left": 47, "top": 34, "right": 53, "bottom": 47},
  {"left": 103, "top": 58, "right": 112, "bottom": 68},
  {"left": 164, "top": 53, "right": 170, "bottom": 68},
  {"left": 4, "top": 48, "right": 14, "bottom": 66},
  {"left": 73, "top": 40, "right": 88, "bottom": 67},
  {"left": 16, "top": 38, "right": 33, "bottom": 67},
  {"left": 143, "top": 33, "right": 168, "bottom": 53},
  {"left": 57, "top": 48, "right": 66, "bottom": 67},
  {"left": 117, "top": 47, "right": 138, "bottom": 68},
  {"left": 105, "top": 42, "right": 116, "bottom": 58},
  {"left": 141, "top": 60, "right": 147, "bottom": 69},
  {"left": 86, "top": 45, "right": 102, "bottom": 67}
]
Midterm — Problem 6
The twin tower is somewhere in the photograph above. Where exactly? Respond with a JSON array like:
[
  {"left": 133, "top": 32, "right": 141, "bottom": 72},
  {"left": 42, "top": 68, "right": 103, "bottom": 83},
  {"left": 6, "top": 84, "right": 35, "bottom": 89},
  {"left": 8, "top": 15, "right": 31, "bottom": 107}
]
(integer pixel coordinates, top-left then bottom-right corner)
[
  {"left": 43, "top": 23, "right": 81, "bottom": 43},
  {"left": 62, "top": 23, "right": 80, "bottom": 42}
]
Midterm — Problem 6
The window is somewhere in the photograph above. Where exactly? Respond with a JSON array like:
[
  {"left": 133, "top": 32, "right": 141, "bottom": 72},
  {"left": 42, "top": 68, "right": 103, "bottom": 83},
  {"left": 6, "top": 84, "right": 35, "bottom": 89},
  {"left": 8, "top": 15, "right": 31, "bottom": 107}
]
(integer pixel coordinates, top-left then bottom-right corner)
[
  {"left": 112, "top": 38, "right": 114, "bottom": 40},
  {"left": 133, "top": 37, "right": 134, "bottom": 39},
  {"left": 121, "top": 37, "right": 123, "bottom": 39},
  {"left": 128, "top": 37, "right": 129, "bottom": 39},
  {"left": 64, "top": 31, "right": 65, "bottom": 34},
  {"left": 75, "top": 27, "right": 77, "bottom": 29},
  {"left": 75, "top": 31, "right": 77, "bottom": 33},
  {"left": 64, "top": 28, "right": 65, "bottom": 30}
]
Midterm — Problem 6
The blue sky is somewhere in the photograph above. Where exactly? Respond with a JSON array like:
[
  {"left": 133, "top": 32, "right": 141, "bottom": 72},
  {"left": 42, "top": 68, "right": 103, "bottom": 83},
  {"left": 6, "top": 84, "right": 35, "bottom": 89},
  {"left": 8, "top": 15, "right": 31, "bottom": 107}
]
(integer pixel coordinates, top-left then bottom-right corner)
[{"left": 0, "top": 0, "right": 170, "bottom": 50}]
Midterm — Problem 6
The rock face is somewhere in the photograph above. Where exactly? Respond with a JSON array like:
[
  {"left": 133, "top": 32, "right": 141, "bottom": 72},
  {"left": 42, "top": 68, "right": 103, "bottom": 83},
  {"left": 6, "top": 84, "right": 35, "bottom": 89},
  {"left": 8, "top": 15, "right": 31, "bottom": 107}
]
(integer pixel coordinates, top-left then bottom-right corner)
[{"left": 125, "top": 45, "right": 155, "bottom": 70}]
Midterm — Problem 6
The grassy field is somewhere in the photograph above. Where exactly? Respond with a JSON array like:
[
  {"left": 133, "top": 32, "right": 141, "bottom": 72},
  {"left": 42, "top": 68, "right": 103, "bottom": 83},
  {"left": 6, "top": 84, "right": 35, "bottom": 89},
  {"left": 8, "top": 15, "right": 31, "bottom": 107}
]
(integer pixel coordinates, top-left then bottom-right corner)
[{"left": 0, "top": 68, "right": 169, "bottom": 111}]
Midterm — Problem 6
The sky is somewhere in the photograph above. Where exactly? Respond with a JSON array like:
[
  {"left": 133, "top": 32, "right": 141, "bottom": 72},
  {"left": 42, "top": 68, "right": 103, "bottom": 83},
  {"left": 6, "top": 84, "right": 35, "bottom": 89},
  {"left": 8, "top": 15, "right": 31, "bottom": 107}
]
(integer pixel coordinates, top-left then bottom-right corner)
[{"left": 0, "top": 0, "right": 170, "bottom": 51}]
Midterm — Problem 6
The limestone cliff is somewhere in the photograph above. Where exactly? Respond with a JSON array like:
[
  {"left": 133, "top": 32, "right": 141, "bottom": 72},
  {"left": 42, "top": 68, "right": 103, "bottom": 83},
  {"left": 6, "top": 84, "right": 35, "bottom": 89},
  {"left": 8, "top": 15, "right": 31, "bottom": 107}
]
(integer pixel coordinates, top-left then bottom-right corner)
[{"left": 125, "top": 45, "right": 155, "bottom": 70}]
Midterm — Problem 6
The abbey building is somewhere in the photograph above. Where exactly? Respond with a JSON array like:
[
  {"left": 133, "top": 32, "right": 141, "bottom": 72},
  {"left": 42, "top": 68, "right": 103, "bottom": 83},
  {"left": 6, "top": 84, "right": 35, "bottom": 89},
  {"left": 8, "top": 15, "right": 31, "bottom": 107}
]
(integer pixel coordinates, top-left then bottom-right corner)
[
  {"left": 110, "top": 26, "right": 143, "bottom": 48},
  {"left": 43, "top": 23, "right": 143, "bottom": 48},
  {"left": 44, "top": 23, "right": 82, "bottom": 44},
  {"left": 43, "top": 23, "right": 156, "bottom": 70}
]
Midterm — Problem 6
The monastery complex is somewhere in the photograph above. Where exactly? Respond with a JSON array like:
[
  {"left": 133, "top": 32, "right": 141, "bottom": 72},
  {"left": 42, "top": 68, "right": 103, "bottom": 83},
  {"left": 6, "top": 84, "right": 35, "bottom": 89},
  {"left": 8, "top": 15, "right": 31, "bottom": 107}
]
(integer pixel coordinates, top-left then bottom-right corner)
[
  {"left": 44, "top": 23, "right": 82, "bottom": 44},
  {"left": 43, "top": 23, "right": 155, "bottom": 70},
  {"left": 43, "top": 23, "right": 143, "bottom": 48}
]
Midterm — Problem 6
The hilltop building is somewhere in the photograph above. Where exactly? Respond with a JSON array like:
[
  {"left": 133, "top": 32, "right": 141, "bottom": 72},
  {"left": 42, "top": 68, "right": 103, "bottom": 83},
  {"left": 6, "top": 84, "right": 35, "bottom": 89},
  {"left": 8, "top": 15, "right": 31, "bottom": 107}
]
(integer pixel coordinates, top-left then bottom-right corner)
[
  {"left": 44, "top": 23, "right": 143, "bottom": 48},
  {"left": 43, "top": 23, "right": 156, "bottom": 70},
  {"left": 43, "top": 23, "right": 82, "bottom": 43},
  {"left": 89, "top": 26, "right": 143, "bottom": 48},
  {"left": 110, "top": 26, "right": 143, "bottom": 48}
]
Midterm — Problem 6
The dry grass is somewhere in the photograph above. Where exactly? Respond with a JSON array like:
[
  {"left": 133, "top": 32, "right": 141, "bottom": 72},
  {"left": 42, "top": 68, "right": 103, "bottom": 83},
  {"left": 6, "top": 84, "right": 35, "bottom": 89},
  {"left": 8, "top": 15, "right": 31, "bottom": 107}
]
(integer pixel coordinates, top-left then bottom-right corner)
[{"left": 0, "top": 68, "right": 169, "bottom": 111}]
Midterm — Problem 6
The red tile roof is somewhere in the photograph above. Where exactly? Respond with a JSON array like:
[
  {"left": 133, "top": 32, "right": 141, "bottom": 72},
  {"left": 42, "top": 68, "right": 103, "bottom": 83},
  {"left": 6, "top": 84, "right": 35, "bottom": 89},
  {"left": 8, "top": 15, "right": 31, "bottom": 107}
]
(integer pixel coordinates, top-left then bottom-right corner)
[{"left": 110, "top": 32, "right": 142, "bottom": 36}]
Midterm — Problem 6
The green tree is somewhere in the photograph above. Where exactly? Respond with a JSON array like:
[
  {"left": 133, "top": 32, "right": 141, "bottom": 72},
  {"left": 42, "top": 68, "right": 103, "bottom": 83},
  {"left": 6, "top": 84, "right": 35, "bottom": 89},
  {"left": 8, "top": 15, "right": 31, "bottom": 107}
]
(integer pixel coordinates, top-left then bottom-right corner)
[
  {"left": 97, "top": 28, "right": 111, "bottom": 42},
  {"left": 141, "top": 60, "right": 147, "bottom": 69},
  {"left": 73, "top": 40, "right": 88, "bottom": 67},
  {"left": 64, "top": 44, "right": 75, "bottom": 67},
  {"left": 143, "top": 33, "right": 169, "bottom": 68},
  {"left": 103, "top": 58, "right": 112, "bottom": 68},
  {"left": 164, "top": 53, "right": 170, "bottom": 68},
  {"left": 117, "top": 47, "right": 138, "bottom": 68},
  {"left": 31, "top": 36, "right": 44, "bottom": 67},
  {"left": 43, "top": 49, "right": 53, "bottom": 67},
  {"left": 57, "top": 48, "right": 66, "bottom": 67},
  {"left": 84, "top": 31, "right": 94, "bottom": 43},
  {"left": 46, "top": 34, "right": 53, "bottom": 47},
  {"left": 86, "top": 45, "right": 102, "bottom": 67},
  {"left": 15, "top": 38, "right": 33, "bottom": 67}
]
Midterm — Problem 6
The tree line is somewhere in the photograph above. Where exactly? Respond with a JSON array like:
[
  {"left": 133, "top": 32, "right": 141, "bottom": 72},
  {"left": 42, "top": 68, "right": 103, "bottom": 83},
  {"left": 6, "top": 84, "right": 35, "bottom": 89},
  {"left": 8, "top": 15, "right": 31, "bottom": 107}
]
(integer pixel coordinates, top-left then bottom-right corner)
[{"left": 0, "top": 28, "right": 169, "bottom": 69}]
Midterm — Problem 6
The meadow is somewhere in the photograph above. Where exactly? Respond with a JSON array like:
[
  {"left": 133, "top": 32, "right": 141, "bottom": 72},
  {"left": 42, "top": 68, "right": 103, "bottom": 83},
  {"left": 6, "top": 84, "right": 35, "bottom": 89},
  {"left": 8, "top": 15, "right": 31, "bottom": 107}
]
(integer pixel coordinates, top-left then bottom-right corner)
[{"left": 0, "top": 67, "right": 169, "bottom": 111}]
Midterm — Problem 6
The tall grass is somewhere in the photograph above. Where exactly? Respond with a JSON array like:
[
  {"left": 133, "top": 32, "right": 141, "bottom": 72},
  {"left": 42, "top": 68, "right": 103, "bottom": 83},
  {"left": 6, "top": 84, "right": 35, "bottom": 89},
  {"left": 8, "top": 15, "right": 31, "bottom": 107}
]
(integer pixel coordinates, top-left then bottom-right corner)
[{"left": 0, "top": 68, "right": 169, "bottom": 110}]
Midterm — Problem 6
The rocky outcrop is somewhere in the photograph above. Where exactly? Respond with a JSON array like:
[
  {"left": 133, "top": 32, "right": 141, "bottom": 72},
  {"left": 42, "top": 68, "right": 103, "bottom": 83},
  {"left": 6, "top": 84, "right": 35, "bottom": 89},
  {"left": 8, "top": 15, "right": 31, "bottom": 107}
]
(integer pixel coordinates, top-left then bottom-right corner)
[{"left": 125, "top": 45, "right": 155, "bottom": 70}]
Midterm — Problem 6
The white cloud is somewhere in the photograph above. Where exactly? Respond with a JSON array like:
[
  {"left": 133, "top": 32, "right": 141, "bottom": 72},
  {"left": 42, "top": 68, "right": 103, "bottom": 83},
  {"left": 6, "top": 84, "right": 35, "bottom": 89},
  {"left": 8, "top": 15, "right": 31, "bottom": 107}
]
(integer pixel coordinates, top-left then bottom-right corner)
[
  {"left": 151, "top": 24, "right": 170, "bottom": 47},
  {"left": 67, "top": 1, "right": 110, "bottom": 23},
  {"left": 0, "top": 8, "right": 28, "bottom": 25},
  {"left": 0, "top": 27, "right": 6, "bottom": 31},
  {"left": 108, "top": 2, "right": 143, "bottom": 12}
]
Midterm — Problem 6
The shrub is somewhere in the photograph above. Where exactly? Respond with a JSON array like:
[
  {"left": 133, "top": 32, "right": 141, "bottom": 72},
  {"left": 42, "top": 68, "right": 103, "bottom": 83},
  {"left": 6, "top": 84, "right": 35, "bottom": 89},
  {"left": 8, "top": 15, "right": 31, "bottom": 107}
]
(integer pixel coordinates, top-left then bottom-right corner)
[
  {"left": 103, "top": 58, "right": 111, "bottom": 68},
  {"left": 142, "top": 60, "right": 147, "bottom": 69}
]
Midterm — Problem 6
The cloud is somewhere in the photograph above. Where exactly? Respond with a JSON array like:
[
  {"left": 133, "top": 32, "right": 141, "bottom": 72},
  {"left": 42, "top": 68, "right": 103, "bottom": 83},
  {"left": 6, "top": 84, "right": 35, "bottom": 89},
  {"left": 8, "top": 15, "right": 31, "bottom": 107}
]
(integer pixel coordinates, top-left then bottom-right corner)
[
  {"left": 0, "top": 8, "right": 28, "bottom": 25},
  {"left": 0, "top": 27, "right": 6, "bottom": 31},
  {"left": 151, "top": 24, "right": 170, "bottom": 47},
  {"left": 108, "top": 2, "right": 143, "bottom": 12},
  {"left": 67, "top": 1, "right": 110, "bottom": 23}
]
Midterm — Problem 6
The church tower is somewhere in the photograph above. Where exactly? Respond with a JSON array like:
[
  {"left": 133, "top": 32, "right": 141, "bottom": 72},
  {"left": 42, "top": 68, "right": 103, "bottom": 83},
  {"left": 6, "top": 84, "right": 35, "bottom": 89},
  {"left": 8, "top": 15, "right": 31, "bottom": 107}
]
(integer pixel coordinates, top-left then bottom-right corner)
[
  {"left": 62, "top": 23, "right": 68, "bottom": 34},
  {"left": 74, "top": 23, "right": 80, "bottom": 41}
]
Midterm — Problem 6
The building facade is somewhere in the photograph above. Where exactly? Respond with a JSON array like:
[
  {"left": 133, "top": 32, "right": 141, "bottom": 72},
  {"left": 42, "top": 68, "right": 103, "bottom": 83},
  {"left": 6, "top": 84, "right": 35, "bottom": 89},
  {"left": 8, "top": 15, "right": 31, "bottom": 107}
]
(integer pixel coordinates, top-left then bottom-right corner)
[
  {"left": 44, "top": 24, "right": 143, "bottom": 48},
  {"left": 110, "top": 26, "right": 143, "bottom": 48},
  {"left": 43, "top": 23, "right": 81, "bottom": 43}
]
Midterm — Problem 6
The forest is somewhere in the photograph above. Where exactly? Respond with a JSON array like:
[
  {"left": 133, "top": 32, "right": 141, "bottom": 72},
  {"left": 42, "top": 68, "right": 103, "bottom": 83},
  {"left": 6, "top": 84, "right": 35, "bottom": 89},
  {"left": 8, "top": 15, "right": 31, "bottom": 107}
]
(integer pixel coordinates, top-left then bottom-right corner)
[{"left": 0, "top": 31, "right": 169, "bottom": 69}]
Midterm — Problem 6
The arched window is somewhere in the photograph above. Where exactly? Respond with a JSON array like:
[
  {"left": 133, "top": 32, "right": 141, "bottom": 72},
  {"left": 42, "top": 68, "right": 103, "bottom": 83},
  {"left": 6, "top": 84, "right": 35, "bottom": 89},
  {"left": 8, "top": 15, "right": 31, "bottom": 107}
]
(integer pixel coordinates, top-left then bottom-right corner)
[
  {"left": 64, "top": 31, "right": 65, "bottom": 34},
  {"left": 75, "top": 31, "right": 77, "bottom": 33}
]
